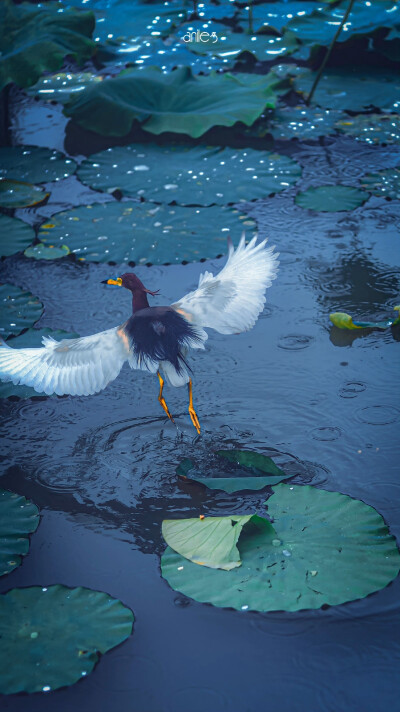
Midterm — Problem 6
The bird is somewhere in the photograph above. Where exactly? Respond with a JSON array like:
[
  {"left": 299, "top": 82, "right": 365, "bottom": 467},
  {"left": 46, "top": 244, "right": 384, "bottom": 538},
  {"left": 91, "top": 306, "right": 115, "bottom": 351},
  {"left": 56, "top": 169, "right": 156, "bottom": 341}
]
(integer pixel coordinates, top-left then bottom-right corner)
[{"left": 0, "top": 234, "right": 278, "bottom": 433}]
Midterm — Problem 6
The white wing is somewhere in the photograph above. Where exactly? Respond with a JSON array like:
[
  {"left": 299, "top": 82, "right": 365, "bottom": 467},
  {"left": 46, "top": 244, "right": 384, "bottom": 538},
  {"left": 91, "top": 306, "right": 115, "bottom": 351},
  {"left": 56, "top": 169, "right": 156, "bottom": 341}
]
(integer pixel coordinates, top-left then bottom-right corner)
[
  {"left": 0, "top": 326, "right": 132, "bottom": 396},
  {"left": 172, "top": 233, "right": 279, "bottom": 334}
]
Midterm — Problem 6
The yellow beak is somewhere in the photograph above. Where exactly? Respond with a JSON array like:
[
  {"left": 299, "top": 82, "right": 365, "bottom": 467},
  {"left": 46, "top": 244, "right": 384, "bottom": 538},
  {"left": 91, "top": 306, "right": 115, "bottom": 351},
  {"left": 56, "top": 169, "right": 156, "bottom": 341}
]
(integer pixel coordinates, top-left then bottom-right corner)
[{"left": 107, "top": 278, "right": 122, "bottom": 286}]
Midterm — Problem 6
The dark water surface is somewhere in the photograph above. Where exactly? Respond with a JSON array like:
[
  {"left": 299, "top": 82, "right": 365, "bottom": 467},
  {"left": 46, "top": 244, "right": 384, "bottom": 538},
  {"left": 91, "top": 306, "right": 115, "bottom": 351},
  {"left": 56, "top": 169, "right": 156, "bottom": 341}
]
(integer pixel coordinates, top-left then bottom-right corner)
[{"left": 1, "top": 96, "right": 400, "bottom": 711}]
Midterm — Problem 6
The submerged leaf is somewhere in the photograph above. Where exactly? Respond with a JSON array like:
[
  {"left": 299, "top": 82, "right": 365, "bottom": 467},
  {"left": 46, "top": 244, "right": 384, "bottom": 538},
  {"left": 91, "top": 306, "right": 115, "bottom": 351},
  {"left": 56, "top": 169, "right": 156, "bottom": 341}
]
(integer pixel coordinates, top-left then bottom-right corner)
[
  {"left": 0, "top": 215, "right": 35, "bottom": 257},
  {"left": 162, "top": 484, "right": 400, "bottom": 612},
  {"left": 0, "top": 490, "right": 39, "bottom": 577},
  {"left": 335, "top": 114, "right": 400, "bottom": 145},
  {"left": 0, "top": 585, "right": 134, "bottom": 694},
  {"left": 0, "top": 284, "right": 43, "bottom": 339},
  {"left": 295, "top": 185, "right": 368, "bottom": 212},
  {"left": 361, "top": 168, "right": 400, "bottom": 201},
  {"left": 330, "top": 307, "right": 400, "bottom": 330},
  {"left": 162, "top": 513, "right": 275, "bottom": 570}
]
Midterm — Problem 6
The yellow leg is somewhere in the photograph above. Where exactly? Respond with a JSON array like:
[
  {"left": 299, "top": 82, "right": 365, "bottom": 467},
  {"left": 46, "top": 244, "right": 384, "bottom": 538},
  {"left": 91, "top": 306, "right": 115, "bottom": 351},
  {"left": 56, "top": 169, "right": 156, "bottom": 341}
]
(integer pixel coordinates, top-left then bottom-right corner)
[
  {"left": 188, "top": 378, "right": 201, "bottom": 434},
  {"left": 157, "top": 372, "right": 175, "bottom": 423}
]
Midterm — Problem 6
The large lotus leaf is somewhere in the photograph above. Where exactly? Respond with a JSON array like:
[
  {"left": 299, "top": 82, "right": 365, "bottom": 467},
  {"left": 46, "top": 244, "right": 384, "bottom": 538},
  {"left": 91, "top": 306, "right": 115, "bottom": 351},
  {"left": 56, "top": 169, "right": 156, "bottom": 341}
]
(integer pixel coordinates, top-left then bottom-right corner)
[
  {"left": 0, "top": 0, "right": 95, "bottom": 91},
  {"left": 177, "top": 449, "right": 292, "bottom": 493},
  {"left": 64, "top": 66, "right": 277, "bottom": 138},
  {"left": 268, "top": 104, "right": 342, "bottom": 141},
  {"left": 183, "top": 26, "right": 299, "bottom": 60},
  {"left": 162, "top": 513, "right": 275, "bottom": 570},
  {"left": 294, "top": 68, "right": 400, "bottom": 112},
  {"left": 335, "top": 114, "right": 400, "bottom": 146},
  {"left": 0, "top": 284, "right": 43, "bottom": 339},
  {"left": 0, "top": 585, "right": 134, "bottom": 694},
  {"left": 286, "top": 0, "right": 400, "bottom": 46},
  {"left": 0, "top": 147, "right": 77, "bottom": 184},
  {"left": 0, "top": 490, "right": 39, "bottom": 577},
  {"left": 0, "top": 180, "right": 49, "bottom": 209},
  {"left": 0, "top": 215, "right": 35, "bottom": 257},
  {"left": 161, "top": 484, "right": 400, "bottom": 612},
  {"left": 361, "top": 168, "right": 400, "bottom": 201},
  {"left": 238, "top": 1, "right": 320, "bottom": 33},
  {"left": 295, "top": 185, "right": 368, "bottom": 212},
  {"left": 0, "top": 328, "right": 79, "bottom": 399},
  {"left": 38, "top": 201, "right": 256, "bottom": 263},
  {"left": 77, "top": 144, "right": 301, "bottom": 205}
]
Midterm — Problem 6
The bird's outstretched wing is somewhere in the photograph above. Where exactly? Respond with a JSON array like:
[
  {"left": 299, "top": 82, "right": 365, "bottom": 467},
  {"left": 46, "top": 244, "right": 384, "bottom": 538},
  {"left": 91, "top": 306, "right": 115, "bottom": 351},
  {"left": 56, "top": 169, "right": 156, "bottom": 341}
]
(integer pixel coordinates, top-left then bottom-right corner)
[
  {"left": 172, "top": 234, "right": 278, "bottom": 334},
  {"left": 0, "top": 326, "right": 132, "bottom": 396}
]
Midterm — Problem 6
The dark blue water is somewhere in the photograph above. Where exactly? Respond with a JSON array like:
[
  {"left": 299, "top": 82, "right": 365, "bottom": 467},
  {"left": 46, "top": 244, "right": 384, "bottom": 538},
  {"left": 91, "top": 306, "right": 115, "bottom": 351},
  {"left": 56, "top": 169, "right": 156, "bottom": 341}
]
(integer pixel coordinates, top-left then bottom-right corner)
[{"left": 1, "top": 85, "right": 400, "bottom": 711}]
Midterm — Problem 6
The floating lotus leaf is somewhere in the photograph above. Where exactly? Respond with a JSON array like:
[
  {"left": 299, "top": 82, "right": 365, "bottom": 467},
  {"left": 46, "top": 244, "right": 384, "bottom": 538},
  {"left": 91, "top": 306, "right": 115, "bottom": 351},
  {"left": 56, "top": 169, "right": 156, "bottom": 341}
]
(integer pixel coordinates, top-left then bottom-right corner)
[
  {"left": 0, "top": 0, "right": 95, "bottom": 91},
  {"left": 0, "top": 284, "right": 43, "bottom": 339},
  {"left": 0, "top": 179, "right": 49, "bottom": 209},
  {"left": 0, "top": 490, "right": 39, "bottom": 577},
  {"left": 64, "top": 66, "right": 277, "bottom": 138},
  {"left": 294, "top": 68, "right": 400, "bottom": 113},
  {"left": 77, "top": 144, "right": 301, "bottom": 205},
  {"left": 335, "top": 114, "right": 400, "bottom": 146},
  {"left": 0, "top": 585, "right": 134, "bottom": 694},
  {"left": 24, "top": 243, "right": 71, "bottom": 261},
  {"left": 286, "top": 0, "right": 400, "bottom": 46},
  {"left": 361, "top": 168, "right": 400, "bottom": 200},
  {"left": 195, "top": 1, "right": 239, "bottom": 22},
  {"left": 0, "top": 215, "right": 35, "bottom": 257},
  {"left": 161, "top": 484, "right": 400, "bottom": 612},
  {"left": 0, "top": 146, "right": 77, "bottom": 184},
  {"left": 184, "top": 26, "right": 299, "bottom": 60},
  {"left": 177, "top": 449, "right": 291, "bottom": 493},
  {"left": 162, "top": 513, "right": 274, "bottom": 570},
  {"left": 0, "top": 328, "right": 79, "bottom": 399},
  {"left": 295, "top": 185, "right": 368, "bottom": 212},
  {"left": 38, "top": 201, "right": 255, "bottom": 263},
  {"left": 268, "top": 104, "right": 342, "bottom": 141},
  {"left": 330, "top": 307, "right": 400, "bottom": 330},
  {"left": 238, "top": 1, "right": 320, "bottom": 33},
  {"left": 27, "top": 71, "right": 105, "bottom": 102}
]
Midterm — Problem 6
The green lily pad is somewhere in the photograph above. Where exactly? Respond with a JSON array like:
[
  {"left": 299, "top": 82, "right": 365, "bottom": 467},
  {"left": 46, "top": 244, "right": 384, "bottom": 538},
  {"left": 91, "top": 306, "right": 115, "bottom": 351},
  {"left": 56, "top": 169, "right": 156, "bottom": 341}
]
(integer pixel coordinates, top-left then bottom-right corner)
[
  {"left": 162, "top": 513, "right": 274, "bottom": 570},
  {"left": 77, "top": 144, "right": 301, "bottom": 205},
  {"left": 184, "top": 26, "right": 299, "bottom": 61},
  {"left": 295, "top": 185, "right": 368, "bottom": 212},
  {"left": 0, "top": 146, "right": 77, "bottom": 184},
  {"left": 80, "top": 0, "right": 187, "bottom": 42},
  {"left": 0, "top": 584, "right": 134, "bottom": 694},
  {"left": 161, "top": 484, "right": 400, "bottom": 612},
  {"left": 27, "top": 71, "right": 105, "bottom": 102},
  {"left": 0, "top": 215, "right": 35, "bottom": 257},
  {"left": 335, "top": 114, "right": 400, "bottom": 146},
  {"left": 294, "top": 68, "right": 400, "bottom": 112},
  {"left": 0, "top": 490, "right": 39, "bottom": 577},
  {"left": 0, "top": 179, "right": 49, "bottom": 209},
  {"left": 195, "top": 1, "right": 238, "bottom": 21},
  {"left": 0, "top": 284, "right": 43, "bottom": 339},
  {"left": 361, "top": 168, "right": 400, "bottom": 200},
  {"left": 0, "top": 0, "right": 95, "bottom": 91},
  {"left": 267, "top": 104, "right": 342, "bottom": 141},
  {"left": 38, "top": 202, "right": 256, "bottom": 263},
  {"left": 0, "top": 328, "right": 79, "bottom": 399},
  {"left": 286, "top": 0, "right": 400, "bottom": 47},
  {"left": 177, "top": 449, "right": 292, "bottom": 493},
  {"left": 238, "top": 1, "right": 320, "bottom": 33},
  {"left": 24, "top": 243, "right": 71, "bottom": 261},
  {"left": 64, "top": 65, "right": 277, "bottom": 138}
]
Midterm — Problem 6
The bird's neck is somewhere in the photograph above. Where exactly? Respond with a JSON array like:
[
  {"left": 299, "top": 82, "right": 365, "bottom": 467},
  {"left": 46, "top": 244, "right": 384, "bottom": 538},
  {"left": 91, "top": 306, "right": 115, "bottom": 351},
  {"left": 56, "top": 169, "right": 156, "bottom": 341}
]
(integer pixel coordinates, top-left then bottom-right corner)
[{"left": 131, "top": 289, "right": 150, "bottom": 313}]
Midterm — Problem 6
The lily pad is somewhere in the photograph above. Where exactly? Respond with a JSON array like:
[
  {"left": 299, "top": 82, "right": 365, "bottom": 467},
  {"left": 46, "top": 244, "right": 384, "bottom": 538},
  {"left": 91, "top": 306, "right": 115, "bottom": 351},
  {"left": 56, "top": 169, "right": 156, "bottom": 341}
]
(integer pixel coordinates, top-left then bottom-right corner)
[
  {"left": 0, "top": 328, "right": 79, "bottom": 399},
  {"left": 0, "top": 284, "right": 43, "bottom": 339},
  {"left": 238, "top": 1, "right": 320, "bottom": 33},
  {"left": 38, "top": 202, "right": 256, "bottom": 264},
  {"left": 177, "top": 449, "right": 292, "bottom": 493},
  {"left": 195, "top": 1, "right": 238, "bottom": 22},
  {"left": 0, "top": 0, "right": 95, "bottom": 91},
  {"left": 294, "top": 68, "right": 400, "bottom": 112},
  {"left": 267, "top": 104, "right": 342, "bottom": 141},
  {"left": 161, "top": 484, "right": 400, "bottom": 612},
  {"left": 0, "top": 585, "right": 134, "bottom": 694},
  {"left": 361, "top": 168, "right": 400, "bottom": 200},
  {"left": 335, "top": 114, "right": 400, "bottom": 146},
  {"left": 0, "top": 180, "right": 49, "bottom": 209},
  {"left": 24, "top": 244, "right": 71, "bottom": 261},
  {"left": 184, "top": 26, "right": 299, "bottom": 60},
  {"left": 86, "top": 0, "right": 187, "bottom": 42},
  {"left": 0, "top": 146, "right": 77, "bottom": 184},
  {"left": 77, "top": 144, "right": 301, "bottom": 205},
  {"left": 0, "top": 215, "right": 35, "bottom": 257},
  {"left": 162, "top": 513, "right": 274, "bottom": 570},
  {"left": 64, "top": 65, "right": 277, "bottom": 138},
  {"left": 295, "top": 185, "right": 368, "bottom": 212},
  {"left": 27, "top": 71, "right": 105, "bottom": 102},
  {"left": 0, "top": 490, "right": 39, "bottom": 577}
]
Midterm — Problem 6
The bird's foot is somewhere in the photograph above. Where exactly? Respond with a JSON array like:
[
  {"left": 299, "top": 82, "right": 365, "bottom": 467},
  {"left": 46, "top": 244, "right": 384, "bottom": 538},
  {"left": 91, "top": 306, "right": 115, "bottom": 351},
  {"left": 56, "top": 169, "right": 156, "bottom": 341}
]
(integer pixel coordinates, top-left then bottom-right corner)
[
  {"left": 158, "top": 396, "right": 175, "bottom": 424},
  {"left": 188, "top": 406, "right": 201, "bottom": 435}
]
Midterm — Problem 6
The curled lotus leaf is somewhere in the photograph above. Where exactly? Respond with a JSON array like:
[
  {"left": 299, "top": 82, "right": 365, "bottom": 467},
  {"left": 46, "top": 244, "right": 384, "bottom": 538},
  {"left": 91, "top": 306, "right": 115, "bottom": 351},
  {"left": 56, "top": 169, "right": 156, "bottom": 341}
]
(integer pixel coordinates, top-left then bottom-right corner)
[
  {"left": 0, "top": 490, "right": 39, "bottom": 577},
  {"left": 0, "top": 585, "right": 134, "bottom": 694},
  {"left": 161, "top": 484, "right": 400, "bottom": 612}
]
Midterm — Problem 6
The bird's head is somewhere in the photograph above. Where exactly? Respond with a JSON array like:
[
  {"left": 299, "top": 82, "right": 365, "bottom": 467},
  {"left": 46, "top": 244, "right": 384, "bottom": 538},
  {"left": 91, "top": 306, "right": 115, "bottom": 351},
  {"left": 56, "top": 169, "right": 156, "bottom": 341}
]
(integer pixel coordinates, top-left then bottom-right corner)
[{"left": 104, "top": 273, "right": 159, "bottom": 296}]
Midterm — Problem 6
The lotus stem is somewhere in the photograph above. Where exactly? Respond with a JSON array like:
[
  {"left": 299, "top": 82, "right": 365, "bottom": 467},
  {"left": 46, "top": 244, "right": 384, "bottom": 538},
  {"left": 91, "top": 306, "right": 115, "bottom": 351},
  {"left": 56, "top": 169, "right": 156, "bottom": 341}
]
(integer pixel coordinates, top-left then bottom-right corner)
[{"left": 305, "top": 0, "right": 356, "bottom": 105}]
